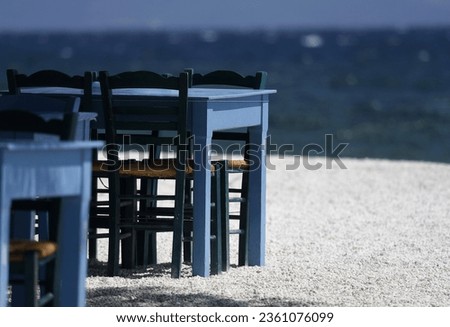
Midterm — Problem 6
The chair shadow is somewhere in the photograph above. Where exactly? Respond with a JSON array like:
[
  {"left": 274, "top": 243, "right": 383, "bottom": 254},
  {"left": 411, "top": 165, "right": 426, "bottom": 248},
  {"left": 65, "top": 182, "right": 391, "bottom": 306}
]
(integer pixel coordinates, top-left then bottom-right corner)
[
  {"left": 87, "top": 261, "right": 326, "bottom": 307},
  {"left": 88, "top": 260, "right": 191, "bottom": 278}
]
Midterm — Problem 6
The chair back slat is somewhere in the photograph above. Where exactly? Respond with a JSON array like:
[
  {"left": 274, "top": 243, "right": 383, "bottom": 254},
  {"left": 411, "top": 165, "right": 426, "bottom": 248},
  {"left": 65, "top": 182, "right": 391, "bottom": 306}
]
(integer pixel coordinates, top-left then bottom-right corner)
[
  {"left": 188, "top": 69, "right": 267, "bottom": 147},
  {"left": 7, "top": 69, "right": 93, "bottom": 110},
  {"left": 113, "top": 104, "right": 179, "bottom": 116},
  {"left": 110, "top": 134, "right": 175, "bottom": 147},
  {"left": 0, "top": 110, "right": 77, "bottom": 141},
  {"left": 98, "top": 70, "right": 189, "bottom": 169},
  {"left": 190, "top": 69, "right": 267, "bottom": 89},
  {"left": 107, "top": 71, "right": 183, "bottom": 90},
  {"left": 114, "top": 121, "right": 179, "bottom": 131},
  {"left": 0, "top": 94, "right": 80, "bottom": 114},
  {"left": 0, "top": 94, "right": 80, "bottom": 140}
]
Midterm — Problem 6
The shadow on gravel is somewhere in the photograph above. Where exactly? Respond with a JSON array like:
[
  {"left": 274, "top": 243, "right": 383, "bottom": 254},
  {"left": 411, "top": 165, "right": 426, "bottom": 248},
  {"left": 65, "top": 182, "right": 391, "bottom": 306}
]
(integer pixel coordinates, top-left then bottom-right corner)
[{"left": 87, "top": 261, "right": 325, "bottom": 307}]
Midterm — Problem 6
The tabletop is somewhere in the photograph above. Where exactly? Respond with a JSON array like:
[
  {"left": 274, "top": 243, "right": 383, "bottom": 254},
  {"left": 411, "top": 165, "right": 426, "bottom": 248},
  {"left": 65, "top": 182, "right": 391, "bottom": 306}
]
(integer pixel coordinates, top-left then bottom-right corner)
[{"left": 22, "top": 84, "right": 277, "bottom": 100}]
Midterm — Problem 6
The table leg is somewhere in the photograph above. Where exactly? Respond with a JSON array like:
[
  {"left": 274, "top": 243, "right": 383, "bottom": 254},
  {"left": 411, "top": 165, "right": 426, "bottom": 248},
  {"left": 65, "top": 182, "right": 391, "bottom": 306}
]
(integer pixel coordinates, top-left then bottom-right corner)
[
  {"left": 247, "top": 100, "right": 268, "bottom": 266},
  {"left": 192, "top": 128, "right": 212, "bottom": 277},
  {"left": 55, "top": 195, "right": 89, "bottom": 306}
]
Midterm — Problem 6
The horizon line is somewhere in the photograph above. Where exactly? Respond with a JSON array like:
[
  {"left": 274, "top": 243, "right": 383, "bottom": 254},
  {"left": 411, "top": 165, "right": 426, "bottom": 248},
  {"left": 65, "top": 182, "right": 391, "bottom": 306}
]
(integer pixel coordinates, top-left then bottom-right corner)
[{"left": 1, "top": 23, "right": 450, "bottom": 34}]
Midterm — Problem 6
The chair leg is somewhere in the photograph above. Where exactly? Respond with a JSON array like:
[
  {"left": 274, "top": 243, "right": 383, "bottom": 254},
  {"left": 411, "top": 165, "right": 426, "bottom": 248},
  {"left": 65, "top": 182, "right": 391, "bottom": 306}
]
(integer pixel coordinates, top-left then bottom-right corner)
[
  {"left": 137, "top": 178, "right": 158, "bottom": 266},
  {"left": 40, "top": 258, "right": 55, "bottom": 306},
  {"left": 107, "top": 177, "right": 121, "bottom": 276},
  {"left": 220, "top": 163, "right": 230, "bottom": 271},
  {"left": 10, "top": 251, "right": 56, "bottom": 307},
  {"left": 210, "top": 163, "right": 222, "bottom": 275},
  {"left": 182, "top": 230, "right": 192, "bottom": 263},
  {"left": 121, "top": 178, "right": 137, "bottom": 269},
  {"left": 238, "top": 170, "right": 249, "bottom": 266},
  {"left": 142, "top": 231, "right": 157, "bottom": 266},
  {"left": 171, "top": 172, "right": 186, "bottom": 278},
  {"left": 88, "top": 229, "right": 98, "bottom": 260},
  {"left": 138, "top": 141, "right": 160, "bottom": 266},
  {"left": 183, "top": 181, "right": 193, "bottom": 263},
  {"left": 88, "top": 176, "right": 99, "bottom": 261},
  {"left": 107, "top": 226, "right": 120, "bottom": 276},
  {"left": 24, "top": 251, "right": 39, "bottom": 307},
  {"left": 171, "top": 217, "right": 183, "bottom": 278}
]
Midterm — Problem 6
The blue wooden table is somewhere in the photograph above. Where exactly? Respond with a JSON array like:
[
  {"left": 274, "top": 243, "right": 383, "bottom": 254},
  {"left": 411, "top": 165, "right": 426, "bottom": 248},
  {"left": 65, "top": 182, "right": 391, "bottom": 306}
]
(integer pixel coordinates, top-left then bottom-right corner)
[
  {"left": 0, "top": 140, "right": 102, "bottom": 306},
  {"left": 24, "top": 85, "right": 276, "bottom": 277}
]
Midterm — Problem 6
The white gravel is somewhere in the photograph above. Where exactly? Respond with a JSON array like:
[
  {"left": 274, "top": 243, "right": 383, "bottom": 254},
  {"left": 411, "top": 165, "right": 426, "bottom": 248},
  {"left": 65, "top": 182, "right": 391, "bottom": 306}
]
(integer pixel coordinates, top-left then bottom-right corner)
[{"left": 86, "top": 156, "right": 450, "bottom": 306}]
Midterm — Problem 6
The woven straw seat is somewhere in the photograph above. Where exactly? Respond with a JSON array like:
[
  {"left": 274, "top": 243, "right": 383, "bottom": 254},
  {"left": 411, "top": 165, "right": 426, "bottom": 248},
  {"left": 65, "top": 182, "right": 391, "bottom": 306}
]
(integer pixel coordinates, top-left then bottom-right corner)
[
  {"left": 93, "top": 159, "right": 195, "bottom": 178},
  {"left": 9, "top": 240, "right": 57, "bottom": 262},
  {"left": 9, "top": 239, "right": 57, "bottom": 306},
  {"left": 226, "top": 159, "right": 249, "bottom": 170},
  {"left": 93, "top": 158, "right": 219, "bottom": 178}
]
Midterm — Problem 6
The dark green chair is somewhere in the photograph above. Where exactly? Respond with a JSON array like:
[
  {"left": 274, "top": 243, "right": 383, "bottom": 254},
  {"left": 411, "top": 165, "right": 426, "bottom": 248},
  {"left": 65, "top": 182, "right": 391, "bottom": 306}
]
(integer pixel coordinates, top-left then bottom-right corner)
[
  {"left": 93, "top": 70, "right": 223, "bottom": 277},
  {"left": 190, "top": 69, "right": 267, "bottom": 90},
  {"left": 7, "top": 69, "right": 93, "bottom": 111}
]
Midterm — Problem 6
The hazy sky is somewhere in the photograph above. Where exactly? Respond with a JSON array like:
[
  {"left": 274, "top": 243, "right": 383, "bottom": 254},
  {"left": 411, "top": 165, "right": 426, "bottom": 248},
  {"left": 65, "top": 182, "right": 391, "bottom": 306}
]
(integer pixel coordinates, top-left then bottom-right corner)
[{"left": 1, "top": 0, "right": 450, "bottom": 31}]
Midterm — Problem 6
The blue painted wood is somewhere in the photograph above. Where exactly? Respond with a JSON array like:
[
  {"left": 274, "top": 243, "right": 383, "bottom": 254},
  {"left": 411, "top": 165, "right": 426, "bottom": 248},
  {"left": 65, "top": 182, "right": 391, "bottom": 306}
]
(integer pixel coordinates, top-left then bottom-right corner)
[
  {"left": 191, "top": 100, "right": 212, "bottom": 276},
  {"left": 75, "top": 112, "right": 97, "bottom": 140},
  {"left": 247, "top": 96, "right": 269, "bottom": 266},
  {"left": 0, "top": 141, "right": 102, "bottom": 306},
  {"left": 0, "top": 100, "right": 85, "bottom": 305},
  {"left": 25, "top": 85, "right": 276, "bottom": 101},
  {"left": 0, "top": 102, "right": 97, "bottom": 305},
  {"left": 19, "top": 86, "right": 276, "bottom": 277}
]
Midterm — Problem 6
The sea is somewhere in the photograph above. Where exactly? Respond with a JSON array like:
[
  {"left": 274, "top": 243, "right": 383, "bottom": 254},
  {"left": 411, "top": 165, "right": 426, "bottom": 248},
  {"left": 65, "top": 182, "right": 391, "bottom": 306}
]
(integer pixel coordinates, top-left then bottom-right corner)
[{"left": 1, "top": 27, "right": 450, "bottom": 163}]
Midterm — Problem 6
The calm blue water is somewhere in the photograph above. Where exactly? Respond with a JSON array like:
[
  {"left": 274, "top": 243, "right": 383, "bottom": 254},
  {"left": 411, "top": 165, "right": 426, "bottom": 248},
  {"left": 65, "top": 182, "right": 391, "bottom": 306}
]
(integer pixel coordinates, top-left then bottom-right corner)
[{"left": 1, "top": 27, "right": 450, "bottom": 162}]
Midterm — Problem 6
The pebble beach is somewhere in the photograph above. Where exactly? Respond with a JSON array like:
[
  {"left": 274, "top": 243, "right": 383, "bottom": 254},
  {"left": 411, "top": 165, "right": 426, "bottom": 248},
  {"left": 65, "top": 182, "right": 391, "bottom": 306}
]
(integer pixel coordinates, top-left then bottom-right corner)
[{"left": 86, "top": 156, "right": 450, "bottom": 307}]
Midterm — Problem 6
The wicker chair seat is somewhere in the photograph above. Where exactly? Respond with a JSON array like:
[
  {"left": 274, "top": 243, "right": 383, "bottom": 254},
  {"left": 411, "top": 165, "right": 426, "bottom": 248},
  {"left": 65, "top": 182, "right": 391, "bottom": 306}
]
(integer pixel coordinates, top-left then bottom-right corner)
[{"left": 9, "top": 240, "right": 57, "bottom": 262}]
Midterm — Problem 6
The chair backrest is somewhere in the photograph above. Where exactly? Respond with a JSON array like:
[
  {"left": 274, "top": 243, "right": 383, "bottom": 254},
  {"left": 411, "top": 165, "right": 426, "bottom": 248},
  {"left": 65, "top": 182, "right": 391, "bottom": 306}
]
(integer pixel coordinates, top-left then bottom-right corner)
[
  {"left": 188, "top": 69, "right": 267, "bottom": 89},
  {"left": 0, "top": 110, "right": 77, "bottom": 141},
  {"left": 0, "top": 94, "right": 80, "bottom": 114},
  {"left": 6, "top": 69, "right": 93, "bottom": 111},
  {"left": 98, "top": 70, "right": 190, "bottom": 170},
  {"left": 187, "top": 69, "right": 267, "bottom": 154},
  {"left": 0, "top": 94, "right": 80, "bottom": 140}
]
